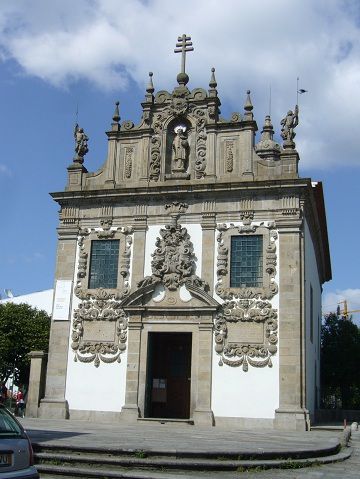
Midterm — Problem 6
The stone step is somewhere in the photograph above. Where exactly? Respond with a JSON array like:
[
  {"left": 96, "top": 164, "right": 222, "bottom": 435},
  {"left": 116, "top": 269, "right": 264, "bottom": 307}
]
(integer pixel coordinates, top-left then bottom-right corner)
[
  {"left": 34, "top": 448, "right": 352, "bottom": 478},
  {"left": 33, "top": 438, "right": 341, "bottom": 461}
]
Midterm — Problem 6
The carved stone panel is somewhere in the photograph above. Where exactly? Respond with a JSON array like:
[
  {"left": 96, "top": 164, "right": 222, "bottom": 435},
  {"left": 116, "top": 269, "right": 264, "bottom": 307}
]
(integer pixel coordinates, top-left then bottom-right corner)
[
  {"left": 124, "top": 147, "right": 134, "bottom": 179},
  {"left": 71, "top": 299, "right": 128, "bottom": 367},
  {"left": 214, "top": 299, "right": 278, "bottom": 371}
]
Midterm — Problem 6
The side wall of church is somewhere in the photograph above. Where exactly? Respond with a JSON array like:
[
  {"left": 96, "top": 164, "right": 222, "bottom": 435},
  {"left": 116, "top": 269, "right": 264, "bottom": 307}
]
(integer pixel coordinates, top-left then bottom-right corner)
[{"left": 304, "top": 219, "right": 322, "bottom": 419}]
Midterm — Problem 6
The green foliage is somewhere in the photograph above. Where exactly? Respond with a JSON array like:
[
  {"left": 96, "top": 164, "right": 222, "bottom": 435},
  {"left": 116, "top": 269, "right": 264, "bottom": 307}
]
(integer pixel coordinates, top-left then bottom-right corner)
[
  {"left": 321, "top": 312, "right": 360, "bottom": 409},
  {"left": 0, "top": 302, "right": 50, "bottom": 387}
]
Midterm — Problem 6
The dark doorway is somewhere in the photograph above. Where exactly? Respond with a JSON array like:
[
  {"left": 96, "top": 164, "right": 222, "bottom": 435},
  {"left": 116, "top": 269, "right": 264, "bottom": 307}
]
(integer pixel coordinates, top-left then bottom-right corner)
[{"left": 145, "top": 332, "right": 192, "bottom": 419}]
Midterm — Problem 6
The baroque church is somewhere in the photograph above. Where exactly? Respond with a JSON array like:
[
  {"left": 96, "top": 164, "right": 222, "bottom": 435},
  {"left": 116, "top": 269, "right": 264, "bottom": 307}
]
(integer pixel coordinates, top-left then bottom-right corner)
[{"left": 31, "top": 35, "right": 331, "bottom": 431}]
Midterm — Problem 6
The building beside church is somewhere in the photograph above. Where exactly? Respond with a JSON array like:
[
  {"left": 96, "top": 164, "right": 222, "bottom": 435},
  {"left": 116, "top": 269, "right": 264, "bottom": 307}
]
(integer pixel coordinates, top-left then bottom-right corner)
[{"left": 34, "top": 36, "right": 331, "bottom": 431}]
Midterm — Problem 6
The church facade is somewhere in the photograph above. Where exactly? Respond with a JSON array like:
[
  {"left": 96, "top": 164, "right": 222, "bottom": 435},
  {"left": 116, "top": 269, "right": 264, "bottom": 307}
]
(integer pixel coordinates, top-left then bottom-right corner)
[{"left": 37, "top": 36, "right": 331, "bottom": 431}]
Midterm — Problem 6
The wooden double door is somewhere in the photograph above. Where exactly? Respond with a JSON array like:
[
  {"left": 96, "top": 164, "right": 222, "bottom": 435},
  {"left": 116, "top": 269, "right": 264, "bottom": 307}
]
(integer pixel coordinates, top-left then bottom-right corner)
[{"left": 145, "top": 332, "right": 192, "bottom": 419}]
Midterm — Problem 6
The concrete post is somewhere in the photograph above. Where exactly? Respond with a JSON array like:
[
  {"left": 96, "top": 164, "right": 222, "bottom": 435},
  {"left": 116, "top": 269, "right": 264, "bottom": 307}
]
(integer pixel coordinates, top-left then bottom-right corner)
[{"left": 26, "top": 351, "right": 47, "bottom": 418}]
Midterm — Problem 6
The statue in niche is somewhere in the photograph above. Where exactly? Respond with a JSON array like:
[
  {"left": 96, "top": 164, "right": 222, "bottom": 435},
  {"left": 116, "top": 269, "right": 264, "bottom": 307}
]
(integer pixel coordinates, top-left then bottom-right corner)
[{"left": 171, "top": 126, "right": 189, "bottom": 173}]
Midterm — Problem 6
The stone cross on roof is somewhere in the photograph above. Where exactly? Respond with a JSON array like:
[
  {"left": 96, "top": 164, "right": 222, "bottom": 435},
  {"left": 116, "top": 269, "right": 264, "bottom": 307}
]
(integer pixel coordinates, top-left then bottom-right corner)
[{"left": 174, "top": 34, "right": 194, "bottom": 74}]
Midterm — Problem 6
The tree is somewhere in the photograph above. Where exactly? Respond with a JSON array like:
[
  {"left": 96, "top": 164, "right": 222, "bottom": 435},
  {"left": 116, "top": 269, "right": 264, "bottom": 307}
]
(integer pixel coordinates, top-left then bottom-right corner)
[
  {"left": 0, "top": 303, "right": 50, "bottom": 387},
  {"left": 321, "top": 312, "right": 360, "bottom": 409}
]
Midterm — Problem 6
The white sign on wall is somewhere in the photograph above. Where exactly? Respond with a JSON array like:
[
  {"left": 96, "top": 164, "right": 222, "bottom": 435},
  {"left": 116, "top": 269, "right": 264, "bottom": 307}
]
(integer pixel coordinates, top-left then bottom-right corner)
[{"left": 52, "top": 280, "right": 72, "bottom": 321}]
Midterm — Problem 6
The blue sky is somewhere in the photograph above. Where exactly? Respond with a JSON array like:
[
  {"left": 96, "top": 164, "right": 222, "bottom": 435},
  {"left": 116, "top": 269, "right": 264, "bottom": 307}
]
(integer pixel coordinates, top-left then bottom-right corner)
[{"left": 0, "top": 0, "right": 359, "bottom": 319}]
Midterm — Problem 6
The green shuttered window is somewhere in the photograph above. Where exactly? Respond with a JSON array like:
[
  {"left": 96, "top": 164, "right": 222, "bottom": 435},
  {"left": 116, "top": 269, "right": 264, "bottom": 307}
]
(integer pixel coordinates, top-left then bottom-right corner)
[
  {"left": 230, "top": 235, "right": 263, "bottom": 288},
  {"left": 88, "top": 240, "right": 120, "bottom": 289}
]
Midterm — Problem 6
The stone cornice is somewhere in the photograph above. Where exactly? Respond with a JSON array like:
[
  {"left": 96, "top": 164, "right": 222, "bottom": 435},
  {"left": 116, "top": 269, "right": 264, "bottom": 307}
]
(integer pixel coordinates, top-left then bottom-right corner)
[{"left": 51, "top": 178, "right": 313, "bottom": 204}]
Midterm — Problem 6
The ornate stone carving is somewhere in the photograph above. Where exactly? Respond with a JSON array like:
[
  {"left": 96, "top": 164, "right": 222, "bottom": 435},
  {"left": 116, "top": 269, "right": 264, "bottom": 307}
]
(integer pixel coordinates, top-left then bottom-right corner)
[
  {"left": 72, "top": 300, "right": 128, "bottom": 367},
  {"left": 225, "top": 141, "right": 234, "bottom": 173},
  {"left": 214, "top": 299, "right": 278, "bottom": 371},
  {"left": 194, "top": 108, "right": 207, "bottom": 178},
  {"left": 97, "top": 219, "right": 115, "bottom": 239},
  {"left": 215, "top": 222, "right": 278, "bottom": 301},
  {"left": 170, "top": 86, "right": 189, "bottom": 115},
  {"left": 231, "top": 112, "right": 241, "bottom": 122},
  {"left": 124, "top": 147, "right": 133, "bottom": 179},
  {"left": 122, "top": 120, "right": 134, "bottom": 130},
  {"left": 138, "top": 220, "right": 208, "bottom": 292},
  {"left": 164, "top": 201, "right": 188, "bottom": 216},
  {"left": 239, "top": 210, "right": 254, "bottom": 225},
  {"left": 149, "top": 136, "right": 161, "bottom": 181}
]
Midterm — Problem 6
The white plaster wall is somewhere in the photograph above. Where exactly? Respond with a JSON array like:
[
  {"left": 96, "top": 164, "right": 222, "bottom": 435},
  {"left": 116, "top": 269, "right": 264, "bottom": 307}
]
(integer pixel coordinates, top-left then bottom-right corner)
[
  {"left": 304, "top": 219, "right": 322, "bottom": 415},
  {"left": 144, "top": 224, "right": 202, "bottom": 278},
  {"left": 0, "top": 289, "right": 54, "bottom": 314},
  {"left": 211, "top": 222, "right": 280, "bottom": 419},
  {"left": 64, "top": 232, "right": 127, "bottom": 412}
]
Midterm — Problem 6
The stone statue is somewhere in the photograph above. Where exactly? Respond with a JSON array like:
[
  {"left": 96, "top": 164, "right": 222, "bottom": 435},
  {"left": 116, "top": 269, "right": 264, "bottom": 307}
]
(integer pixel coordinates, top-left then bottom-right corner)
[
  {"left": 171, "top": 127, "right": 189, "bottom": 172},
  {"left": 280, "top": 105, "right": 299, "bottom": 145},
  {"left": 74, "top": 123, "right": 89, "bottom": 163}
]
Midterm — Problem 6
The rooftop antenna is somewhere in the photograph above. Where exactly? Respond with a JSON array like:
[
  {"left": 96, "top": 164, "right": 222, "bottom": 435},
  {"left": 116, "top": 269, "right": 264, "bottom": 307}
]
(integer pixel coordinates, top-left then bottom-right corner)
[
  {"left": 269, "top": 83, "right": 272, "bottom": 117},
  {"left": 174, "top": 34, "right": 194, "bottom": 74}
]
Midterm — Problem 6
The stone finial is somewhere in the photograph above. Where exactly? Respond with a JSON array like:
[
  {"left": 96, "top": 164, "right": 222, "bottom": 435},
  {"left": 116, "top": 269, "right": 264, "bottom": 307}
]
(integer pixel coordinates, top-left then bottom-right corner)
[
  {"left": 209, "top": 67, "right": 217, "bottom": 89},
  {"left": 112, "top": 101, "right": 120, "bottom": 123},
  {"left": 244, "top": 90, "right": 253, "bottom": 112},
  {"left": 255, "top": 115, "right": 280, "bottom": 158},
  {"left": 280, "top": 104, "right": 299, "bottom": 149},
  {"left": 73, "top": 123, "right": 89, "bottom": 164},
  {"left": 261, "top": 115, "right": 274, "bottom": 140},
  {"left": 146, "top": 72, "right": 154, "bottom": 94}
]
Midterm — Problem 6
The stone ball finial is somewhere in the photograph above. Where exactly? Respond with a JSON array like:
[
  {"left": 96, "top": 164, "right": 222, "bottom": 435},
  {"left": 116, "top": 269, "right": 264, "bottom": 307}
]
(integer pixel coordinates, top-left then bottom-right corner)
[
  {"left": 112, "top": 101, "right": 120, "bottom": 123},
  {"left": 146, "top": 71, "right": 154, "bottom": 94},
  {"left": 209, "top": 67, "right": 217, "bottom": 89},
  {"left": 177, "top": 72, "right": 189, "bottom": 85},
  {"left": 244, "top": 90, "right": 253, "bottom": 112}
]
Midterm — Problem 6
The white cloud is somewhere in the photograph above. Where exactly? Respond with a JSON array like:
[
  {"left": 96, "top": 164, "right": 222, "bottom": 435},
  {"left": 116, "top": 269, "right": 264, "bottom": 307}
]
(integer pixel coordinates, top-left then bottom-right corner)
[
  {"left": 0, "top": 0, "right": 360, "bottom": 169},
  {"left": 0, "top": 164, "right": 12, "bottom": 176},
  {"left": 323, "top": 289, "right": 360, "bottom": 320}
]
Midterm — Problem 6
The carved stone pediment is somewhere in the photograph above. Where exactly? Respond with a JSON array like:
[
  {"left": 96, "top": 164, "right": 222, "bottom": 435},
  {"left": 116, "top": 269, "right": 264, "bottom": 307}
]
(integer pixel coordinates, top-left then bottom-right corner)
[
  {"left": 122, "top": 280, "right": 219, "bottom": 310},
  {"left": 138, "top": 221, "right": 208, "bottom": 293}
]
